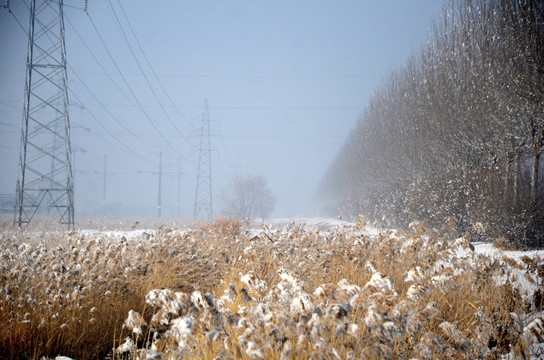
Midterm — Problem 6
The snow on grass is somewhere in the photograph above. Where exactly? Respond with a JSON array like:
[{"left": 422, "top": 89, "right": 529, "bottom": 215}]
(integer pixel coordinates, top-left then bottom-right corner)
[
  {"left": 475, "top": 242, "right": 544, "bottom": 303},
  {"left": 2, "top": 217, "right": 544, "bottom": 359}
]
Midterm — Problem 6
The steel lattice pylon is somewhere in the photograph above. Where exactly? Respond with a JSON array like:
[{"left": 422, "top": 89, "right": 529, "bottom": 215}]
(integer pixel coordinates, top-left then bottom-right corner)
[
  {"left": 193, "top": 99, "right": 213, "bottom": 219},
  {"left": 14, "top": 0, "right": 74, "bottom": 229}
]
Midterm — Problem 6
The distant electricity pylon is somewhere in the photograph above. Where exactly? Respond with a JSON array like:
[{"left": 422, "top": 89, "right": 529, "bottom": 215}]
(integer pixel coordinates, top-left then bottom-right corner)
[
  {"left": 193, "top": 99, "right": 213, "bottom": 220},
  {"left": 14, "top": 0, "right": 74, "bottom": 229}
]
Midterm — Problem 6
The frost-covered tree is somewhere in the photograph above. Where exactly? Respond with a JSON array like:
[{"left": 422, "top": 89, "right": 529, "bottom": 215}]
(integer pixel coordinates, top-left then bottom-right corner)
[
  {"left": 320, "top": 0, "right": 544, "bottom": 247},
  {"left": 219, "top": 175, "right": 276, "bottom": 222}
]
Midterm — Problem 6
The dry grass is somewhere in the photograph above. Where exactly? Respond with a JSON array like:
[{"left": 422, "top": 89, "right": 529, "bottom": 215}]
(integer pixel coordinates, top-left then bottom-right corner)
[
  {"left": 0, "top": 218, "right": 234, "bottom": 359},
  {"left": 0, "top": 216, "right": 543, "bottom": 359}
]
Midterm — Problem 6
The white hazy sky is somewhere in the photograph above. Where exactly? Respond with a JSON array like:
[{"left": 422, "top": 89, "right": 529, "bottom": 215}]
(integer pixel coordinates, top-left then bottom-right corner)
[{"left": 0, "top": 1, "right": 444, "bottom": 220}]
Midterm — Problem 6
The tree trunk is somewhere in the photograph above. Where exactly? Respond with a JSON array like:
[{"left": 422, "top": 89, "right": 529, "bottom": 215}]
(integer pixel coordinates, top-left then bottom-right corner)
[
  {"left": 514, "top": 151, "right": 520, "bottom": 206},
  {"left": 531, "top": 150, "right": 541, "bottom": 205},
  {"left": 504, "top": 152, "right": 511, "bottom": 194}
]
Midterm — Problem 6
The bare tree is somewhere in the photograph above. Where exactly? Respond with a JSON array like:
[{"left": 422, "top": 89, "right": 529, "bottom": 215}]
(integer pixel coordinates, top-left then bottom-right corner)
[
  {"left": 219, "top": 175, "right": 276, "bottom": 222},
  {"left": 320, "top": 0, "right": 544, "bottom": 246}
]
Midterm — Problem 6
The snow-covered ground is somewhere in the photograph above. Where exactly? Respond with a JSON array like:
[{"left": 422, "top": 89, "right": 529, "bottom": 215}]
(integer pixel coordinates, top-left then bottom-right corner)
[{"left": 475, "top": 242, "right": 544, "bottom": 262}]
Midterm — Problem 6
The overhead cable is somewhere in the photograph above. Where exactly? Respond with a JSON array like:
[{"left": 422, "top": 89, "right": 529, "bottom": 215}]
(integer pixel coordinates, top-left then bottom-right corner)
[
  {"left": 86, "top": 11, "right": 182, "bottom": 157},
  {"left": 64, "top": 14, "right": 140, "bottom": 111},
  {"left": 4, "top": 3, "right": 28, "bottom": 35},
  {"left": 67, "top": 61, "right": 162, "bottom": 150},
  {"left": 69, "top": 88, "right": 156, "bottom": 165},
  {"left": 109, "top": 0, "right": 192, "bottom": 143},
  {"left": 115, "top": 0, "right": 193, "bottom": 131}
]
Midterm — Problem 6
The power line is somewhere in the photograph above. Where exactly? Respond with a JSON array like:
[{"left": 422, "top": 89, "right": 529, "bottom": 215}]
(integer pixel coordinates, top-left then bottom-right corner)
[
  {"left": 4, "top": 3, "right": 28, "bottom": 35},
  {"left": 68, "top": 89, "right": 156, "bottom": 165},
  {"left": 114, "top": 0, "right": 193, "bottom": 131},
  {"left": 62, "top": 2, "right": 83, "bottom": 11},
  {"left": 113, "top": 0, "right": 195, "bottom": 142},
  {"left": 106, "top": 0, "right": 181, "bottom": 136},
  {"left": 85, "top": 11, "right": 182, "bottom": 157},
  {"left": 65, "top": 12, "right": 185, "bottom": 166},
  {"left": 64, "top": 14, "right": 139, "bottom": 111},
  {"left": 0, "top": 119, "right": 18, "bottom": 128},
  {"left": 0, "top": 100, "right": 22, "bottom": 111},
  {"left": 82, "top": 150, "right": 134, "bottom": 173},
  {"left": 215, "top": 112, "right": 236, "bottom": 188},
  {"left": 67, "top": 71, "right": 379, "bottom": 79},
  {"left": 0, "top": 144, "right": 17, "bottom": 150},
  {"left": 65, "top": 102, "right": 363, "bottom": 110},
  {"left": 207, "top": 105, "right": 364, "bottom": 110},
  {"left": 81, "top": 152, "right": 157, "bottom": 175},
  {"left": 67, "top": 62, "right": 162, "bottom": 151}
]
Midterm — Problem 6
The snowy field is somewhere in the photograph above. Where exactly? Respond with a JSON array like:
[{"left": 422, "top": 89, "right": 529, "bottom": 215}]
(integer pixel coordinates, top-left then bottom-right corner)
[{"left": 1, "top": 217, "right": 544, "bottom": 359}]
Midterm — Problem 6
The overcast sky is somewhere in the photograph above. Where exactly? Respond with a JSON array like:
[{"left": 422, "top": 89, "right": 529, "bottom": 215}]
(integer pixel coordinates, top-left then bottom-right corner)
[{"left": 0, "top": 1, "right": 444, "bottom": 221}]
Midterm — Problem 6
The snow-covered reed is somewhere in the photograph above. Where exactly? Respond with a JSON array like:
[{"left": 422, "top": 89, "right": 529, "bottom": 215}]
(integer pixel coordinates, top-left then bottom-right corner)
[
  {"left": 1, "top": 216, "right": 543, "bottom": 359},
  {"left": 0, "top": 218, "right": 238, "bottom": 359}
]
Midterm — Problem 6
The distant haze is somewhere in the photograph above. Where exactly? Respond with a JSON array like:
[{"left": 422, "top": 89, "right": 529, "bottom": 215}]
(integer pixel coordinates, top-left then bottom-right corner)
[{"left": 0, "top": 1, "right": 444, "bottom": 220}]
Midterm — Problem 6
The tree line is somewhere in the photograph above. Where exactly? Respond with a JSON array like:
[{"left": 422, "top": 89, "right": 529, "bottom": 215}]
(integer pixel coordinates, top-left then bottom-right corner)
[{"left": 321, "top": 0, "right": 543, "bottom": 247}]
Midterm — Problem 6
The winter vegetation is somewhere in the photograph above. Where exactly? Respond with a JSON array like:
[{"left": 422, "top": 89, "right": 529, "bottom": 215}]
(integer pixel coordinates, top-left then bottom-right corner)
[
  {"left": 320, "top": 0, "right": 544, "bottom": 248},
  {"left": 3, "top": 1, "right": 544, "bottom": 359},
  {"left": 219, "top": 175, "right": 276, "bottom": 223},
  {"left": 1, "top": 216, "right": 544, "bottom": 359}
]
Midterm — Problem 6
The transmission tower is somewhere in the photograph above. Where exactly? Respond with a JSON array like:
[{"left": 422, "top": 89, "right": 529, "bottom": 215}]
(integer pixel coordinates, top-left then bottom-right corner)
[
  {"left": 14, "top": 0, "right": 74, "bottom": 229},
  {"left": 194, "top": 99, "right": 213, "bottom": 219}
]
